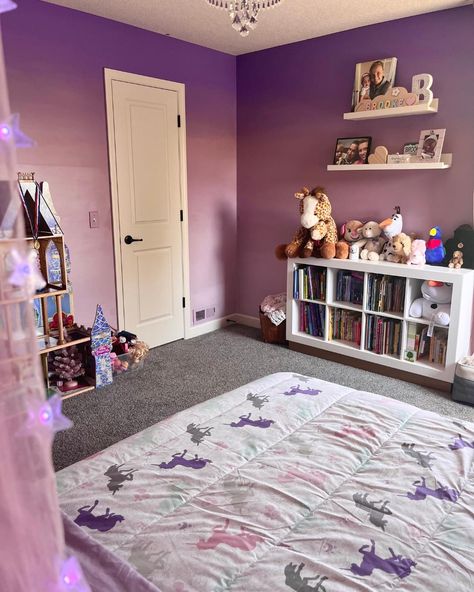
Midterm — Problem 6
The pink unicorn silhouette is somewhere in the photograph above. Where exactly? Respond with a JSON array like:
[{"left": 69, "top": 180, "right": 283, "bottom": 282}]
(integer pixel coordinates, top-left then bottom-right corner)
[{"left": 196, "top": 519, "right": 264, "bottom": 551}]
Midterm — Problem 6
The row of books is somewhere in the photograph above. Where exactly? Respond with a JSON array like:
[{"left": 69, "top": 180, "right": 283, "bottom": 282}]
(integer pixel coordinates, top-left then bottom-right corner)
[
  {"left": 366, "top": 274, "right": 405, "bottom": 313},
  {"left": 329, "top": 309, "right": 362, "bottom": 345},
  {"left": 335, "top": 270, "right": 364, "bottom": 305},
  {"left": 407, "top": 324, "right": 448, "bottom": 365},
  {"left": 293, "top": 266, "right": 326, "bottom": 301},
  {"left": 365, "top": 316, "right": 402, "bottom": 356},
  {"left": 299, "top": 302, "right": 325, "bottom": 337}
]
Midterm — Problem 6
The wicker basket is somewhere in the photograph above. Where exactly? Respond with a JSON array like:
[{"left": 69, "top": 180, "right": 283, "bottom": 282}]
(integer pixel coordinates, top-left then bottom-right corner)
[{"left": 259, "top": 309, "right": 287, "bottom": 344}]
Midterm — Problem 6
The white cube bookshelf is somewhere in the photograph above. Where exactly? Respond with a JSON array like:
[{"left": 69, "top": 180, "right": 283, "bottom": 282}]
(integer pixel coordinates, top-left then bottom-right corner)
[{"left": 287, "top": 257, "right": 474, "bottom": 387}]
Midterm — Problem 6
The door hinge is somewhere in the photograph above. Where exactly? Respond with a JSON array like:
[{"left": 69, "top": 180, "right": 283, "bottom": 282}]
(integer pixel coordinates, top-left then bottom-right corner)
[
  {"left": 177, "top": 114, "right": 181, "bottom": 128},
  {"left": 180, "top": 209, "right": 184, "bottom": 222},
  {"left": 182, "top": 297, "right": 186, "bottom": 308}
]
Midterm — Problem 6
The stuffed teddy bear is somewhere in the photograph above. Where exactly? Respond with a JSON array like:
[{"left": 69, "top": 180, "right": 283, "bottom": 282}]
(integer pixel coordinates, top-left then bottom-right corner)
[
  {"left": 276, "top": 186, "right": 344, "bottom": 259},
  {"left": 409, "top": 280, "right": 451, "bottom": 326},
  {"left": 358, "top": 221, "right": 387, "bottom": 261},
  {"left": 448, "top": 250, "right": 463, "bottom": 269},
  {"left": 406, "top": 239, "right": 426, "bottom": 265},
  {"left": 335, "top": 219, "right": 363, "bottom": 259},
  {"left": 379, "top": 232, "right": 412, "bottom": 263}
]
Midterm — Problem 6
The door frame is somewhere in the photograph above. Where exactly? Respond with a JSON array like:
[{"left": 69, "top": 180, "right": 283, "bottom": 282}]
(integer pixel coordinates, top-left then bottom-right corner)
[{"left": 104, "top": 68, "right": 191, "bottom": 340}]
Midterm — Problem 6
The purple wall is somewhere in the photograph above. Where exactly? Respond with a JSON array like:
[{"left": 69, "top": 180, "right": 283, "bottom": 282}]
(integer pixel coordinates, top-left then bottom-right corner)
[
  {"left": 236, "top": 7, "right": 474, "bottom": 317},
  {"left": 2, "top": 0, "right": 237, "bottom": 328}
]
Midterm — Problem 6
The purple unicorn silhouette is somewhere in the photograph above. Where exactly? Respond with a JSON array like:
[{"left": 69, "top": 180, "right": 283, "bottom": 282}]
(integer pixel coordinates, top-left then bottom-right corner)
[
  {"left": 350, "top": 539, "right": 416, "bottom": 579},
  {"left": 228, "top": 413, "right": 274, "bottom": 429},
  {"left": 449, "top": 434, "right": 474, "bottom": 450},
  {"left": 283, "top": 385, "right": 322, "bottom": 397},
  {"left": 74, "top": 500, "right": 124, "bottom": 532},
  {"left": 153, "top": 449, "right": 212, "bottom": 470},
  {"left": 405, "top": 477, "right": 459, "bottom": 502}
]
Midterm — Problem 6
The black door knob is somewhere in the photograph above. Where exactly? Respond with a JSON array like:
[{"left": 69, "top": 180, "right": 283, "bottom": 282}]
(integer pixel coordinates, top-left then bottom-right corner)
[{"left": 124, "top": 235, "right": 143, "bottom": 245}]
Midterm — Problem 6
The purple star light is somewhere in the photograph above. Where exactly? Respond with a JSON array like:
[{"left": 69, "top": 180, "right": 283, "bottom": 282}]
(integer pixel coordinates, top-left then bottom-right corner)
[
  {"left": 0, "top": 1, "right": 17, "bottom": 15},
  {"left": 0, "top": 113, "right": 35, "bottom": 148}
]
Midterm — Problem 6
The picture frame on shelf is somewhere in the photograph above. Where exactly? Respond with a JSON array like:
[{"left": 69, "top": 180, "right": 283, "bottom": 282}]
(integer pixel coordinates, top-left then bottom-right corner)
[
  {"left": 352, "top": 57, "right": 397, "bottom": 110},
  {"left": 334, "top": 137, "right": 372, "bottom": 165},
  {"left": 416, "top": 128, "right": 446, "bottom": 162}
]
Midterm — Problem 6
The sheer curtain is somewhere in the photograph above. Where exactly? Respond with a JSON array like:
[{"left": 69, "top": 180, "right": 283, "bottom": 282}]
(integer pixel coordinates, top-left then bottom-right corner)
[{"left": 0, "top": 13, "right": 83, "bottom": 591}]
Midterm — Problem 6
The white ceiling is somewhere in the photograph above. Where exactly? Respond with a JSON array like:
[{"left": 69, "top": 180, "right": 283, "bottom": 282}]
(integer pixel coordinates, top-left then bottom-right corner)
[{"left": 43, "top": 0, "right": 471, "bottom": 55}]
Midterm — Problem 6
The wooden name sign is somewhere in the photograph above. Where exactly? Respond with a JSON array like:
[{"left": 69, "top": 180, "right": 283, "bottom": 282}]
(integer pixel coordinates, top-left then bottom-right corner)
[{"left": 355, "top": 87, "right": 418, "bottom": 112}]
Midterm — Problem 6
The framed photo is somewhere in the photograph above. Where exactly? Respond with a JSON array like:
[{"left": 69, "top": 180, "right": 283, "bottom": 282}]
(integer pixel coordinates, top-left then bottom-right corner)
[
  {"left": 352, "top": 57, "right": 398, "bottom": 110},
  {"left": 404, "top": 349, "right": 417, "bottom": 363},
  {"left": 416, "top": 129, "right": 446, "bottom": 162},
  {"left": 333, "top": 137, "right": 372, "bottom": 165}
]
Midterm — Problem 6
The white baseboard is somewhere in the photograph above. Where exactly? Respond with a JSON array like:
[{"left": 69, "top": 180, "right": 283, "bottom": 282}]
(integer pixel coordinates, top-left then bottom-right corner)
[
  {"left": 228, "top": 313, "right": 260, "bottom": 328},
  {"left": 185, "top": 316, "right": 230, "bottom": 339},
  {"left": 185, "top": 313, "right": 261, "bottom": 339}
]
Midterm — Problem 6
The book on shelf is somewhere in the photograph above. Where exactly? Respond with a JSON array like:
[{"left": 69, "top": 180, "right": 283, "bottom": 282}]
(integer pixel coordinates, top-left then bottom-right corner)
[
  {"left": 406, "top": 324, "right": 448, "bottom": 366},
  {"left": 365, "top": 315, "right": 402, "bottom": 356},
  {"left": 335, "top": 270, "right": 364, "bottom": 305},
  {"left": 330, "top": 308, "right": 361, "bottom": 345},
  {"left": 299, "top": 301, "right": 325, "bottom": 337},
  {"left": 366, "top": 274, "right": 405, "bottom": 313},
  {"left": 294, "top": 266, "right": 326, "bottom": 301}
]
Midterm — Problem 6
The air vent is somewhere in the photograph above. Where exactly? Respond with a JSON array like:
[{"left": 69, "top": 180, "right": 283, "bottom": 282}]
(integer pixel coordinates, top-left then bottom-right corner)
[{"left": 193, "top": 306, "right": 216, "bottom": 324}]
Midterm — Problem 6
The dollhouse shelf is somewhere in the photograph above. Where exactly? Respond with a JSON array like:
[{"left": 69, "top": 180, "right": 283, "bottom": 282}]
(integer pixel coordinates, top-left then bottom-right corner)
[
  {"left": 343, "top": 99, "right": 439, "bottom": 120},
  {"left": 327, "top": 154, "right": 452, "bottom": 171},
  {"left": 37, "top": 334, "right": 91, "bottom": 355}
]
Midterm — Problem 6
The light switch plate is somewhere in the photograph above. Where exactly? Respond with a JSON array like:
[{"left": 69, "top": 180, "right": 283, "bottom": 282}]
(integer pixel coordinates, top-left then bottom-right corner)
[{"left": 89, "top": 210, "right": 99, "bottom": 228}]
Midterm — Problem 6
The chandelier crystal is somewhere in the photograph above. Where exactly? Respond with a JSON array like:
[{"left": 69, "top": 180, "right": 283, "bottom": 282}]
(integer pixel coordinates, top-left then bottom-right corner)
[{"left": 207, "top": 1, "right": 284, "bottom": 37}]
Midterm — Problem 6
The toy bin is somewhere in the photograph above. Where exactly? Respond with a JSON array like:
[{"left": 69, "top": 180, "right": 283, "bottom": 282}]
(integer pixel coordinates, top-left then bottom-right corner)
[
  {"left": 259, "top": 309, "right": 287, "bottom": 344},
  {"left": 452, "top": 358, "right": 474, "bottom": 406}
]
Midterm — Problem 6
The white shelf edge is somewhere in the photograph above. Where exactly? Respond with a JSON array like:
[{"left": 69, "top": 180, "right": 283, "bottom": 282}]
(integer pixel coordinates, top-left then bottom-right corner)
[
  {"left": 327, "top": 154, "right": 452, "bottom": 171},
  {"left": 343, "top": 98, "right": 439, "bottom": 120}
]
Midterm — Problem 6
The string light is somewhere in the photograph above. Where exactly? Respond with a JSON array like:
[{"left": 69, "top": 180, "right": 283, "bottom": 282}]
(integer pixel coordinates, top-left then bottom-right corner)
[
  {"left": 0, "top": 113, "right": 35, "bottom": 148},
  {"left": 7, "top": 248, "right": 47, "bottom": 293},
  {"left": 0, "top": 0, "right": 17, "bottom": 15}
]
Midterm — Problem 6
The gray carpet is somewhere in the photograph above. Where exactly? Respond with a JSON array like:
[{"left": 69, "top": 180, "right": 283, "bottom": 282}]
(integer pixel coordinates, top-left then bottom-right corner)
[{"left": 53, "top": 323, "right": 474, "bottom": 471}]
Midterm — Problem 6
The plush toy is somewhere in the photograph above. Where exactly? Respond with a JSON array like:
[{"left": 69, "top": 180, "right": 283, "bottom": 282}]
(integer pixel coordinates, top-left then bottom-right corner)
[
  {"left": 448, "top": 250, "right": 464, "bottom": 269},
  {"left": 335, "top": 220, "right": 363, "bottom": 259},
  {"left": 379, "top": 206, "right": 403, "bottom": 239},
  {"left": 276, "top": 186, "right": 344, "bottom": 259},
  {"left": 443, "top": 224, "right": 474, "bottom": 269},
  {"left": 379, "top": 232, "right": 412, "bottom": 263},
  {"left": 406, "top": 239, "right": 426, "bottom": 265},
  {"left": 425, "top": 226, "right": 445, "bottom": 265},
  {"left": 358, "top": 221, "right": 387, "bottom": 261},
  {"left": 409, "top": 280, "right": 451, "bottom": 326}
]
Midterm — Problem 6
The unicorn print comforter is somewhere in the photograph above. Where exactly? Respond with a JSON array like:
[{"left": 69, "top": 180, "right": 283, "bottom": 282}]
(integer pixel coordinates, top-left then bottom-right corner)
[{"left": 57, "top": 372, "right": 474, "bottom": 591}]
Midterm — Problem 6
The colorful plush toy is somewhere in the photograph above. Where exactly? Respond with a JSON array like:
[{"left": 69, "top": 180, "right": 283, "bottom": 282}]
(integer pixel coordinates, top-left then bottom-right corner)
[
  {"left": 379, "top": 206, "right": 403, "bottom": 239},
  {"left": 379, "top": 232, "right": 412, "bottom": 263},
  {"left": 276, "top": 186, "right": 344, "bottom": 259},
  {"left": 406, "top": 239, "right": 426, "bottom": 265},
  {"left": 409, "top": 280, "right": 451, "bottom": 326},
  {"left": 425, "top": 226, "right": 445, "bottom": 265},
  {"left": 358, "top": 221, "right": 387, "bottom": 261},
  {"left": 335, "top": 220, "right": 364, "bottom": 259}
]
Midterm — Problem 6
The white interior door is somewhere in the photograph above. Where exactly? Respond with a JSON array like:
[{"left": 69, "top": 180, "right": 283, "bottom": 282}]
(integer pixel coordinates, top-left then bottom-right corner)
[{"left": 108, "top": 76, "right": 185, "bottom": 348}]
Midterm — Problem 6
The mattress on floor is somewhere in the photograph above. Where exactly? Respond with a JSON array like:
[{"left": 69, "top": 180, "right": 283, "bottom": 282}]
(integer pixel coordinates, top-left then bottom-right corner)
[{"left": 57, "top": 372, "right": 474, "bottom": 591}]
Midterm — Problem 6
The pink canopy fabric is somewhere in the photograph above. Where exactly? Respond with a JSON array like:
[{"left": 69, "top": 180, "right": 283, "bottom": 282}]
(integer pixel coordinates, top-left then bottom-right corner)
[{"left": 0, "top": 16, "right": 88, "bottom": 591}]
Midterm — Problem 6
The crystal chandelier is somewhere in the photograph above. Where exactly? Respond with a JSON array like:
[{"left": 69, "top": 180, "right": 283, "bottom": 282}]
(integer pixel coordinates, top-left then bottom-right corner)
[{"left": 207, "top": 1, "right": 284, "bottom": 37}]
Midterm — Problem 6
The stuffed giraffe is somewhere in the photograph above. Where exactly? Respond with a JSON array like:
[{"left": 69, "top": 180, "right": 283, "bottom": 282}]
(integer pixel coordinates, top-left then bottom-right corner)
[{"left": 276, "top": 186, "right": 343, "bottom": 259}]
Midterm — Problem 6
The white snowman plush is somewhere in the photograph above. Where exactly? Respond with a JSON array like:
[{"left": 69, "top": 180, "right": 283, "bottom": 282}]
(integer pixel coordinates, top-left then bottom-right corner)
[{"left": 409, "top": 280, "right": 452, "bottom": 326}]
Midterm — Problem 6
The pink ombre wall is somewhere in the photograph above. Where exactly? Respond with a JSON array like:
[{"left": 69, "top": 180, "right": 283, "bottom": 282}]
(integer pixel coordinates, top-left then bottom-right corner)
[
  {"left": 236, "top": 7, "right": 474, "bottom": 317},
  {"left": 2, "top": 0, "right": 237, "bottom": 327}
]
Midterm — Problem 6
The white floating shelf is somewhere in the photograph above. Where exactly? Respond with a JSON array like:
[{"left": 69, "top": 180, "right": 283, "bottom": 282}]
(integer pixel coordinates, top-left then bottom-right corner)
[
  {"left": 343, "top": 98, "right": 439, "bottom": 120},
  {"left": 327, "top": 154, "right": 452, "bottom": 171}
]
